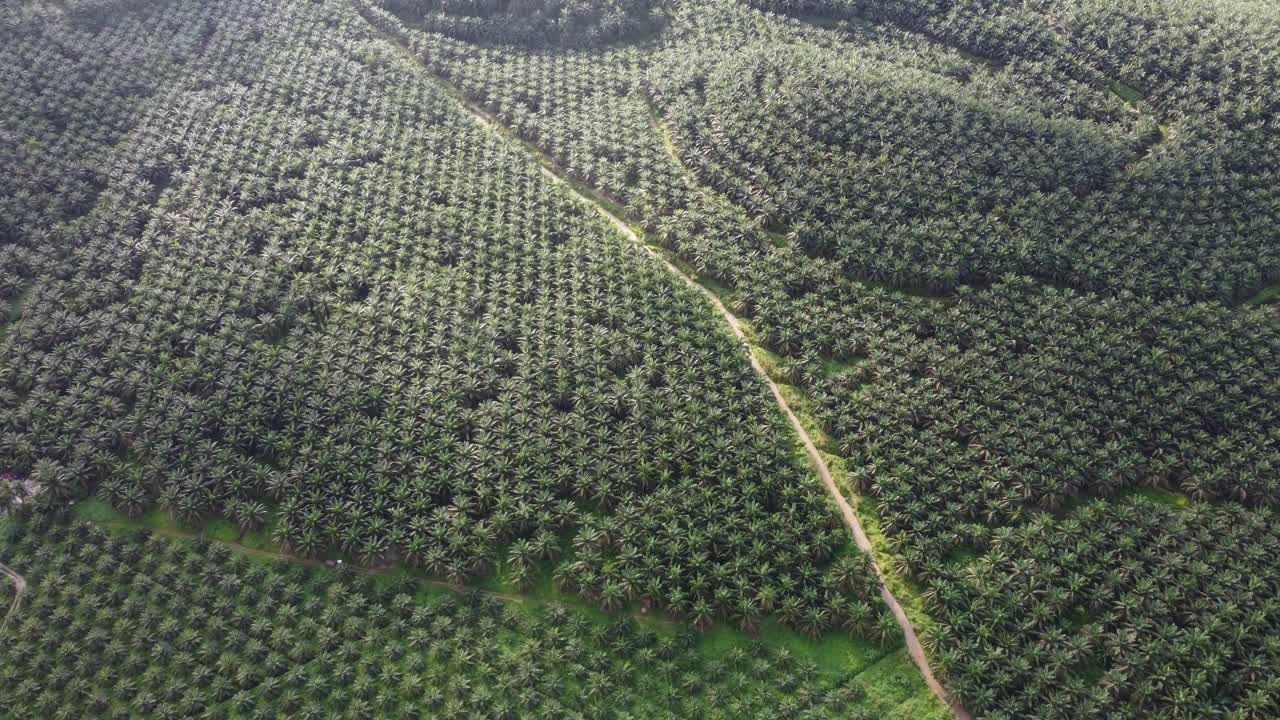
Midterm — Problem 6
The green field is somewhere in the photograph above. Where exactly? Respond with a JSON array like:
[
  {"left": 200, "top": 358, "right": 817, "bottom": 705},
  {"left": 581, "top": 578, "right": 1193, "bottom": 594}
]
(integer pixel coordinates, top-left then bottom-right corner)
[{"left": 2, "top": 0, "right": 1278, "bottom": 718}]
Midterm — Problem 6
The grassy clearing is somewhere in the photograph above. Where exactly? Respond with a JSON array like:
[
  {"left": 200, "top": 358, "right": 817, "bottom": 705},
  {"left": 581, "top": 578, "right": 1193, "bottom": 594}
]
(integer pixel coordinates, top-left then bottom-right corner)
[
  {"left": 1108, "top": 80, "right": 1146, "bottom": 105},
  {"left": 66, "top": 495, "right": 940, "bottom": 716},
  {"left": 762, "top": 227, "right": 791, "bottom": 247},
  {"left": 74, "top": 498, "right": 293, "bottom": 569},
  {"left": 1129, "top": 486, "right": 1191, "bottom": 510},
  {"left": 0, "top": 284, "right": 32, "bottom": 342},
  {"left": 856, "top": 650, "right": 952, "bottom": 720},
  {"left": 645, "top": 99, "right": 691, "bottom": 175},
  {"left": 1247, "top": 282, "right": 1280, "bottom": 305},
  {"left": 70, "top": 496, "right": 118, "bottom": 524},
  {"left": 942, "top": 545, "right": 982, "bottom": 570},
  {"left": 698, "top": 618, "right": 889, "bottom": 678},
  {"left": 75, "top": 498, "right": 183, "bottom": 536},
  {"left": 7, "top": 519, "right": 901, "bottom": 720},
  {"left": 785, "top": 8, "right": 902, "bottom": 37},
  {"left": 203, "top": 514, "right": 281, "bottom": 550},
  {"left": 822, "top": 355, "right": 866, "bottom": 376}
]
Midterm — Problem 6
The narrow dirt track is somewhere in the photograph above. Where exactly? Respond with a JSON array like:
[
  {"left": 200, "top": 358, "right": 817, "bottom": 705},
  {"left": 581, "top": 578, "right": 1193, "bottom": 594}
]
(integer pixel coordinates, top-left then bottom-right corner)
[
  {"left": 0, "top": 561, "right": 27, "bottom": 635},
  {"left": 637, "top": 107, "right": 970, "bottom": 717},
  {"left": 353, "top": 6, "right": 970, "bottom": 717},
  {"left": 540, "top": 168, "right": 971, "bottom": 720}
]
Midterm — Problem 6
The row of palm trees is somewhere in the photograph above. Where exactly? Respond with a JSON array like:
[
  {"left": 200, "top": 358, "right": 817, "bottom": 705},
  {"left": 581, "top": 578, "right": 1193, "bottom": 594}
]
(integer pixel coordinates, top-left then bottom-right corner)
[
  {"left": 788, "top": 275, "right": 1279, "bottom": 716},
  {"left": 774, "top": 276, "right": 1278, "bottom": 567},
  {"left": 650, "top": 10, "right": 1277, "bottom": 303},
  {"left": 372, "top": 1, "right": 1279, "bottom": 716},
  {"left": 6, "top": 1, "right": 1275, "bottom": 717},
  {"left": 3, "top": 0, "right": 891, "bottom": 644},
  {"left": 0, "top": 521, "right": 889, "bottom": 720},
  {"left": 922, "top": 500, "right": 1280, "bottom": 719}
]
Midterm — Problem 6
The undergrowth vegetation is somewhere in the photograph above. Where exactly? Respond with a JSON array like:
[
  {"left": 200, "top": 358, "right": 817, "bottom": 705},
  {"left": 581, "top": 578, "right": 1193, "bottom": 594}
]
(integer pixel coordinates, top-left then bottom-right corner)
[
  {"left": 358, "top": 0, "right": 1279, "bottom": 716},
  {"left": 679, "top": 0, "right": 1279, "bottom": 302},
  {"left": 2, "top": 0, "right": 1277, "bottom": 718},
  {"left": 0, "top": 520, "right": 939, "bottom": 720},
  {"left": 0, "top": 0, "right": 886, "bottom": 646}
]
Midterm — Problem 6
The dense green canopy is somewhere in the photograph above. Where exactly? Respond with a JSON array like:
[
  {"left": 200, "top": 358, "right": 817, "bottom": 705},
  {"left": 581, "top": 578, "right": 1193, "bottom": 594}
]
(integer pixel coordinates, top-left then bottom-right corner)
[{"left": 1, "top": 0, "right": 1277, "bottom": 717}]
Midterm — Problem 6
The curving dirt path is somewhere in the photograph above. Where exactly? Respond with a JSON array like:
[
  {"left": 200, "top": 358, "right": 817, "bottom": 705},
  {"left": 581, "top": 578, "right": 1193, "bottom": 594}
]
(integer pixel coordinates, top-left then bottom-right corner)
[
  {"left": 352, "top": 6, "right": 969, "bottom": 717},
  {"left": 542, "top": 168, "right": 972, "bottom": 720},
  {"left": 638, "top": 105, "right": 971, "bottom": 717},
  {"left": 0, "top": 561, "right": 27, "bottom": 635}
]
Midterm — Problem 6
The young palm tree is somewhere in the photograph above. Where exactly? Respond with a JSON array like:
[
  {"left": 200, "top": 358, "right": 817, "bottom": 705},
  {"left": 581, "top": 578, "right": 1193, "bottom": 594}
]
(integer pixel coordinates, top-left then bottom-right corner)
[{"left": 228, "top": 500, "right": 268, "bottom": 542}]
